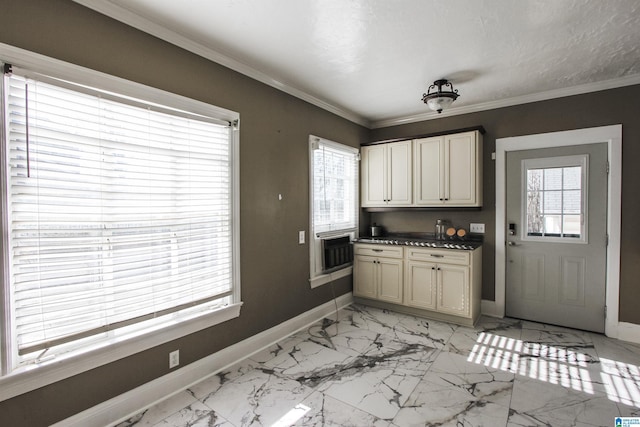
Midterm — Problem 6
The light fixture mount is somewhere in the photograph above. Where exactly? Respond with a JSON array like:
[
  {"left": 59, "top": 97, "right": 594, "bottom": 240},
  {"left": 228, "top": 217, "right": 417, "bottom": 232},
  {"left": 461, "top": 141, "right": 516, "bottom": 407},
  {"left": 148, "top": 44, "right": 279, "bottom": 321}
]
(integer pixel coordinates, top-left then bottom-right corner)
[{"left": 421, "top": 79, "right": 460, "bottom": 113}]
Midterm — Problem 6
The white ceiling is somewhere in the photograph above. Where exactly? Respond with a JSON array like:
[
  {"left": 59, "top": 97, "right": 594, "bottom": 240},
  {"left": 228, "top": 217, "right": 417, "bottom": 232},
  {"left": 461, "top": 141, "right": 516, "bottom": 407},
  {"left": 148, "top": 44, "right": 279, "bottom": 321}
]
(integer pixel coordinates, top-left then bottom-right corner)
[{"left": 75, "top": 0, "right": 640, "bottom": 128}]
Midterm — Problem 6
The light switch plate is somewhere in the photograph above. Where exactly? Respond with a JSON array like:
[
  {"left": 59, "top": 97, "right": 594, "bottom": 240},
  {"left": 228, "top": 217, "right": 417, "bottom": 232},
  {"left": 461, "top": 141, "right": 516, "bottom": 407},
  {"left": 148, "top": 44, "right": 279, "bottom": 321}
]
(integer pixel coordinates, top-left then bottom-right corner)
[
  {"left": 470, "top": 223, "right": 485, "bottom": 233},
  {"left": 298, "top": 230, "right": 305, "bottom": 244},
  {"left": 169, "top": 350, "right": 179, "bottom": 369}
]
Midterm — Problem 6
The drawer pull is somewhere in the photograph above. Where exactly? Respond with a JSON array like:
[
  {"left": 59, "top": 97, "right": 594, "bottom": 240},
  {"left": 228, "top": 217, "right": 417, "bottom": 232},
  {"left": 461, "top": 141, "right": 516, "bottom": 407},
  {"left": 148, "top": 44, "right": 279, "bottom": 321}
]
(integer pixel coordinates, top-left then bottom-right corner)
[
  {"left": 430, "top": 254, "right": 444, "bottom": 258},
  {"left": 373, "top": 249, "right": 383, "bottom": 252}
]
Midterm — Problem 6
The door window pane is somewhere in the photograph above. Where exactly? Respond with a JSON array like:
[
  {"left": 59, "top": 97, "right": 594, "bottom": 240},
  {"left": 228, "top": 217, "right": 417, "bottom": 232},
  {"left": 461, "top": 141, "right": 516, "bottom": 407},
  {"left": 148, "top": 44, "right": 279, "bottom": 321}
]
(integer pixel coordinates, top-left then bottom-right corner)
[
  {"left": 526, "top": 164, "right": 584, "bottom": 238},
  {"left": 563, "top": 190, "right": 582, "bottom": 213},
  {"left": 526, "top": 189, "right": 543, "bottom": 234},
  {"left": 544, "top": 168, "right": 563, "bottom": 190},
  {"left": 563, "top": 166, "right": 581, "bottom": 189}
]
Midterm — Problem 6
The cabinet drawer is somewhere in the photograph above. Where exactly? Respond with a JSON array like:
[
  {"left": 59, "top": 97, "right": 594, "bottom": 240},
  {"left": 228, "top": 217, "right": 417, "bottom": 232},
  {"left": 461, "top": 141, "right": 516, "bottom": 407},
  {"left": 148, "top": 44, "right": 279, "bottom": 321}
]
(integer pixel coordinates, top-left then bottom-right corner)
[
  {"left": 354, "top": 244, "right": 404, "bottom": 259},
  {"left": 406, "top": 248, "right": 470, "bottom": 265}
]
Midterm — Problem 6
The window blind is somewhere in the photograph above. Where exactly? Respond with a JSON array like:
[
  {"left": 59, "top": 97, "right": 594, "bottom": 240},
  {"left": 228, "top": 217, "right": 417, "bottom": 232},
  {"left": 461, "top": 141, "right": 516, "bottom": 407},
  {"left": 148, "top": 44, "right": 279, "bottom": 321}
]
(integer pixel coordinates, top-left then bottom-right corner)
[
  {"left": 312, "top": 139, "right": 358, "bottom": 235},
  {"left": 4, "top": 72, "right": 234, "bottom": 359}
]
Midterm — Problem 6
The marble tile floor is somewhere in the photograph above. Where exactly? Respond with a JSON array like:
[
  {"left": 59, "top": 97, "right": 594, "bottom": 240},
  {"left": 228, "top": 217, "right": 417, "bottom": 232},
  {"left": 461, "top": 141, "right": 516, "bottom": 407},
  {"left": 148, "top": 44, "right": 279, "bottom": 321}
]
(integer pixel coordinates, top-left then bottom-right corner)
[{"left": 115, "top": 304, "right": 640, "bottom": 427}]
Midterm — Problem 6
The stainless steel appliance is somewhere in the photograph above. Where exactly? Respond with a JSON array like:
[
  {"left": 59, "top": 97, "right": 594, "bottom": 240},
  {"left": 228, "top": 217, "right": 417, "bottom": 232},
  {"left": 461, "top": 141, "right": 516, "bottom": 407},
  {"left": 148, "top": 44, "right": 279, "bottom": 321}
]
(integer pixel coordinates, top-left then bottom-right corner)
[{"left": 369, "top": 223, "right": 383, "bottom": 237}]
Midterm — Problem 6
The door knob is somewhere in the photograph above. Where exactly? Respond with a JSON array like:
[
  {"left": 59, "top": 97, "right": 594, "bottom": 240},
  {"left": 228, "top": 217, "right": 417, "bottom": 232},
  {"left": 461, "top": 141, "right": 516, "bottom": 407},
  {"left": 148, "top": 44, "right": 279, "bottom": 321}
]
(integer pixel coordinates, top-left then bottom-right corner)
[{"left": 507, "top": 241, "right": 517, "bottom": 246}]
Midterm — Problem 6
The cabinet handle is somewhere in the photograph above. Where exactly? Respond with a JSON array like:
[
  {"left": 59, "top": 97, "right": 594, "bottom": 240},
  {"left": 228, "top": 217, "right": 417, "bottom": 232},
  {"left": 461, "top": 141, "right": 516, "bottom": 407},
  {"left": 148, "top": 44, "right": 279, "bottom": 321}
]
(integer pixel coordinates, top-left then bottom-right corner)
[
  {"left": 373, "top": 249, "right": 383, "bottom": 252},
  {"left": 430, "top": 254, "right": 444, "bottom": 258},
  {"left": 431, "top": 267, "right": 435, "bottom": 270}
]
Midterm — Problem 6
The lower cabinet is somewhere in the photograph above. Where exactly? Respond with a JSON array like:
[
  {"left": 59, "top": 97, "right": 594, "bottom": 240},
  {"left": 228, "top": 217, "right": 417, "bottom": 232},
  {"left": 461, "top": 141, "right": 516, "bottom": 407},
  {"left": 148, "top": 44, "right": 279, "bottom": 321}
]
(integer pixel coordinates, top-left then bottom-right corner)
[
  {"left": 436, "top": 264, "right": 470, "bottom": 317},
  {"left": 404, "top": 260, "right": 437, "bottom": 310},
  {"left": 354, "top": 243, "right": 482, "bottom": 325},
  {"left": 353, "top": 246, "right": 403, "bottom": 304}
]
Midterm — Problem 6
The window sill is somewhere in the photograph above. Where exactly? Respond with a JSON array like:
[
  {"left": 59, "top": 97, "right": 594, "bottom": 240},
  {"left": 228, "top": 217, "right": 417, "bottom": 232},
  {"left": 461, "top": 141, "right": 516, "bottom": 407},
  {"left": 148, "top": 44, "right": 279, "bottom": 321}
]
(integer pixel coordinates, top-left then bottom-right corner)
[
  {"left": 0, "top": 302, "right": 242, "bottom": 402},
  {"left": 309, "top": 266, "right": 352, "bottom": 289}
]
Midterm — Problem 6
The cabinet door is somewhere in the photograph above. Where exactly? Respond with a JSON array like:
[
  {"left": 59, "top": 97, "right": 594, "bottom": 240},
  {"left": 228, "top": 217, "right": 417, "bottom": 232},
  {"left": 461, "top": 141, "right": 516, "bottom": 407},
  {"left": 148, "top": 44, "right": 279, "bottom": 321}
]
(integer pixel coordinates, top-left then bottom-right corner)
[
  {"left": 361, "top": 145, "right": 386, "bottom": 206},
  {"left": 387, "top": 141, "right": 412, "bottom": 205},
  {"left": 377, "top": 258, "right": 403, "bottom": 303},
  {"left": 353, "top": 255, "right": 377, "bottom": 299},
  {"left": 445, "top": 132, "right": 476, "bottom": 205},
  {"left": 405, "top": 260, "right": 437, "bottom": 309},
  {"left": 437, "top": 264, "right": 470, "bottom": 317},
  {"left": 414, "top": 137, "right": 444, "bottom": 205}
]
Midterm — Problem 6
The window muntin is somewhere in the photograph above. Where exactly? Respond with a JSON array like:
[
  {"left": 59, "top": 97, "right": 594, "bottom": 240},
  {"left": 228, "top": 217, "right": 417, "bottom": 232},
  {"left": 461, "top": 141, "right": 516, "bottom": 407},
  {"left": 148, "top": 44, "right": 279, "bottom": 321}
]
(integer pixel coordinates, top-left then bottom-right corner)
[
  {"left": 2, "top": 69, "right": 239, "bottom": 369},
  {"left": 522, "top": 155, "right": 588, "bottom": 242}
]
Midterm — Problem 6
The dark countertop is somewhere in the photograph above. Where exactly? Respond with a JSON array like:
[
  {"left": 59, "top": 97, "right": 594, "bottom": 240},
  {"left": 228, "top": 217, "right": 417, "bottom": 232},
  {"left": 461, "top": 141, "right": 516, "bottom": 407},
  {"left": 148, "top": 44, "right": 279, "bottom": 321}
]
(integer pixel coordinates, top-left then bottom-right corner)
[{"left": 354, "top": 232, "right": 483, "bottom": 251}]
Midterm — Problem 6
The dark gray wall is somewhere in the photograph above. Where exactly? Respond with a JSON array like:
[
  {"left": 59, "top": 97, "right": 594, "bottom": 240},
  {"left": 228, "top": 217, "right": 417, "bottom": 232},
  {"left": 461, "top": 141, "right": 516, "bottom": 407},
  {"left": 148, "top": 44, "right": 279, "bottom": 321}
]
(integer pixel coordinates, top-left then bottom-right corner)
[
  {"left": 370, "top": 86, "right": 640, "bottom": 324},
  {"left": 0, "top": 0, "right": 369, "bottom": 425}
]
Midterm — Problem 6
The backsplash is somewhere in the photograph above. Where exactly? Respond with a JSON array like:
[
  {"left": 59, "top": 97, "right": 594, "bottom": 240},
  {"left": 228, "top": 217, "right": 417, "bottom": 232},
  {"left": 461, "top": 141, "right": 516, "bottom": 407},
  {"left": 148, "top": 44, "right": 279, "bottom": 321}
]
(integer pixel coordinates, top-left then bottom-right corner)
[{"left": 369, "top": 210, "right": 492, "bottom": 238}]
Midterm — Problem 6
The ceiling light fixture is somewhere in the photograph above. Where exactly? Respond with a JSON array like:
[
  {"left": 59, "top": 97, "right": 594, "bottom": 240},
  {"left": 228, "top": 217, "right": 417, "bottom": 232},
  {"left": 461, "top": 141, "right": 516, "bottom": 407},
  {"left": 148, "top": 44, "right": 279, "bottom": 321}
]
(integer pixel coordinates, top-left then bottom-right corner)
[{"left": 421, "top": 79, "right": 460, "bottom": 113}]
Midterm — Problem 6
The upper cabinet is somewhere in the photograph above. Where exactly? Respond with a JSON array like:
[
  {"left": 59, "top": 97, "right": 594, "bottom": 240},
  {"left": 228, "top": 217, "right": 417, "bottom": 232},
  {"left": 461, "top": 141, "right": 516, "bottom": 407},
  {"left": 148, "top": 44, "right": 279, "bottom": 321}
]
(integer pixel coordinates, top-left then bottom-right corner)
[
  {"left": 414, "top": 131, "right": 482, "bottom": 207},
  {"left": 362, "top": 130, "right": 482, "bottom": 208},
  {"left": 361, "top": 140, "right": 412, "bottom": 207}
]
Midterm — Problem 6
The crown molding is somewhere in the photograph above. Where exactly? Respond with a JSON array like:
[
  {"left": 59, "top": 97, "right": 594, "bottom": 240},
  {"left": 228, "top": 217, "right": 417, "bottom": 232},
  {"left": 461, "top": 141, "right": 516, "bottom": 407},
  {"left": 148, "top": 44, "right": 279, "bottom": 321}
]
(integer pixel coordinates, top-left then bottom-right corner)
[
  {"left": 371, "top": 73, "right": 640, "bottom": 129},
  {"left": 72, "top": 0, "right": 371, "bottom": 128}
]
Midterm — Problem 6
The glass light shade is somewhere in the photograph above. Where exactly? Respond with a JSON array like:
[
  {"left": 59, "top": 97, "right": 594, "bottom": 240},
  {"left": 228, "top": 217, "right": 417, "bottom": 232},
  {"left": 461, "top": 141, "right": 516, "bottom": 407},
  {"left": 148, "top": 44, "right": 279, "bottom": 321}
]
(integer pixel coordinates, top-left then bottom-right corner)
[{"left": 427, "top": 96, "right": 455, "bottom": 113}]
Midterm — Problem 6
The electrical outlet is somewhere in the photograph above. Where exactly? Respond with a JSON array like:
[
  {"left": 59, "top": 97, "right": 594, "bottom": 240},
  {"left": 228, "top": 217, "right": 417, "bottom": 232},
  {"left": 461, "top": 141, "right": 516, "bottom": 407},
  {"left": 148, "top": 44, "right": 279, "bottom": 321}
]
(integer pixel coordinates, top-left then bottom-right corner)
[
  {"left": 298, "top": 230, "right": 305, "bottom": 244},
  {"left": 169, "top": 350, "right": 179, "bottom": 369},
  {"left": 470, "top": 223, "right": 485, "bottom": 233}
]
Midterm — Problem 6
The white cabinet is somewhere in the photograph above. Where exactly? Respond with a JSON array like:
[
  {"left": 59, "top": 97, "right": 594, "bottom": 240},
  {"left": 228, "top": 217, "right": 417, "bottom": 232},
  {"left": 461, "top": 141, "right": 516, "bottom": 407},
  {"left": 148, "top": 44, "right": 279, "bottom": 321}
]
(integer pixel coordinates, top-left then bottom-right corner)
[
  {"left": 412, "top": 137, "right": 442, "bottom": 205},
  {"left": 436, "top": 264, "right": 470, "bottom": 316},
  {"left": 405, "top": 260, "right": 437, "bottom": 310},
  {"left": 405, "top": 259, "right": 469, "bottom": 315},
  {"left": 404, "top": 247, "right": 479, "bottom": 320},
  {"left": 361, "top": 130, "right": 482, "bottom": 208},
  {"left": 361, "top": 140, "right": 412, "bottom": 207},
  {"left": 354, "top": 256, "right": 378, "bottom": 299},
  {"left": 414, "top": 130, "right": 482, "bottom": 207},
  {"left": 354, "top": 243, "right": 482, "bottom": 326},
  {"left": 353, "top": 245, "right": 403, "bottom": 304}
]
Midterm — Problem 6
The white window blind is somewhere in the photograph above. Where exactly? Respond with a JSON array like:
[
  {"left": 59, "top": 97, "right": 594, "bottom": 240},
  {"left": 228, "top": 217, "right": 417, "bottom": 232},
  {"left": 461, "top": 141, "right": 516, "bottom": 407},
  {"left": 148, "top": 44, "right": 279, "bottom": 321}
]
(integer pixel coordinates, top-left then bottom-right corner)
[
  {"left": 311, "top": 138, "right": 358, "bottom": 236},
  {"left": 4, "top": 70, "right": 236, "bottom": 363}
]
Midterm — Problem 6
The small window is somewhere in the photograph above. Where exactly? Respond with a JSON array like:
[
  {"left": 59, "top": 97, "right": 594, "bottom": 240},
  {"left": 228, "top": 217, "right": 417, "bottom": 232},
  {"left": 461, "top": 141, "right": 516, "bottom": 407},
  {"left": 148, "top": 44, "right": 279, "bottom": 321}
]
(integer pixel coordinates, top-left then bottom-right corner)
[
  {"left": 308, "top": 136, "right": 359, "bottom": 286},
  {"left": 522, "top": 155, "right": 588, "bottom": 242}
]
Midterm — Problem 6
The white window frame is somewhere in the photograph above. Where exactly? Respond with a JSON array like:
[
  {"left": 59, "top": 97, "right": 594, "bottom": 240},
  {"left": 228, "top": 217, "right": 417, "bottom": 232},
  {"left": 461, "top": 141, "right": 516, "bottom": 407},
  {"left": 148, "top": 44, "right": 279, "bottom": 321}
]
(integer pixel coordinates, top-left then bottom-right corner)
[
  {"left": 308, "top": 135, "right": 359, "bottom": 289},
  {"left": 0, "top": 43, "right": 241, "bottom": 401},
  {"left": 520, "top": 154, "right": 589, "bottom": 244}
]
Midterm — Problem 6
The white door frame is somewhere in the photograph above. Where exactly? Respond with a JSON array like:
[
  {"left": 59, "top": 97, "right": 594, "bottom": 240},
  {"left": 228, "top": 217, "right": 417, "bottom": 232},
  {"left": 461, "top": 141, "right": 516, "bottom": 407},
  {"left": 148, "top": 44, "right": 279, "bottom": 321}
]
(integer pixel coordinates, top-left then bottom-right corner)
[{"left": 494, "top": 125, "right": 622, "bottom": 338}]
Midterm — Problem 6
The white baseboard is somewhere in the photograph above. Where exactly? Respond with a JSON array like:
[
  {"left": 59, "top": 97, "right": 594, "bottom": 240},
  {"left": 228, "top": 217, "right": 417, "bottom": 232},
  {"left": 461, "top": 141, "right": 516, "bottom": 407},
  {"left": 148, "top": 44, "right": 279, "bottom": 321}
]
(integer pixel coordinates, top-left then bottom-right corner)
[
  {"left": 480, "top": 299, "right": 501, "bottom": 318},
  {"left": 617, "top": 321, "right": 640, "bottom": 345},
  {"left": 53, "top": 292, "right": 354, "bottom": 427}
]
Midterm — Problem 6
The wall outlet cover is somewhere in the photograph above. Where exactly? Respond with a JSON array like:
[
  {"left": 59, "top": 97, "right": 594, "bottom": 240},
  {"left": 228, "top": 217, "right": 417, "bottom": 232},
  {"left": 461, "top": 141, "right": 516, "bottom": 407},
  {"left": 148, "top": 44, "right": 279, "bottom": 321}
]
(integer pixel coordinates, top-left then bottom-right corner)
[{"left": 470, "top": 223, "right": 485, "bottom": 233}]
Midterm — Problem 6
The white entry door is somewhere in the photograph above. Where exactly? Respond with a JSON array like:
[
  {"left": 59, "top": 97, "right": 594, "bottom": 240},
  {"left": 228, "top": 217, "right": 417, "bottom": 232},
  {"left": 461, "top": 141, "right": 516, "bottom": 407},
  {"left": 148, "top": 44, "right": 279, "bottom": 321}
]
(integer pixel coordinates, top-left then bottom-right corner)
[{"left": 505, "top": 143, "right": 608, "bottom": 333}]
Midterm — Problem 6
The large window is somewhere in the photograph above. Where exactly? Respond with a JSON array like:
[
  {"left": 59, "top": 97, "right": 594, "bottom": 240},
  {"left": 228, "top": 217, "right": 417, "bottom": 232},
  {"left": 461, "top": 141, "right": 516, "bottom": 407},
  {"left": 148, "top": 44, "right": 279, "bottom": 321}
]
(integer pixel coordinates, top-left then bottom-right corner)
[
  {"left": 308, "top": 135, "right": 358, "bottom": 286},
  {"left": 1, "top": 63, "right": 240, "bottom": 373}
]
